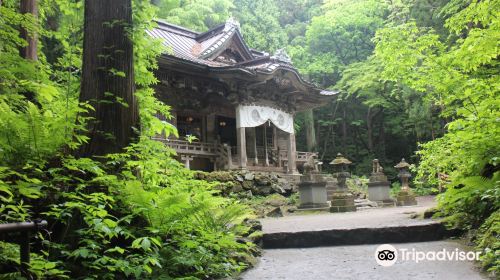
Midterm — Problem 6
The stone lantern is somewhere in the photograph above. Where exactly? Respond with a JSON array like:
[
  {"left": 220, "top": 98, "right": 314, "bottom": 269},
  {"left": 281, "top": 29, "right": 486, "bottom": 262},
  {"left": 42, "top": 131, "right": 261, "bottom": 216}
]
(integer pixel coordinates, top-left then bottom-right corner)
[
  {"left": 330, "top": 153, "right": 352, "bottom": 188},
  {"left": 328, "top": 153, "right": 356, "bottom": 212},
  {"left": 394, "top": 158, "right": 417, "bottom": 206}
]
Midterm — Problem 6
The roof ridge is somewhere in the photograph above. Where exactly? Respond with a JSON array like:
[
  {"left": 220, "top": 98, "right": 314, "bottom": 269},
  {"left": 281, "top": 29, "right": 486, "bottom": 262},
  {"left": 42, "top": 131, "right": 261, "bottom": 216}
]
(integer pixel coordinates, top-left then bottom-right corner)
[
  {"left": 195, "top": 23, "right": 226, "bottom": 41},
  {"left": 155, "top": 19, "right": 199, "bottom": 38},
  {"left": 198, "top": 25, "right": 238, "bottom": 59}
]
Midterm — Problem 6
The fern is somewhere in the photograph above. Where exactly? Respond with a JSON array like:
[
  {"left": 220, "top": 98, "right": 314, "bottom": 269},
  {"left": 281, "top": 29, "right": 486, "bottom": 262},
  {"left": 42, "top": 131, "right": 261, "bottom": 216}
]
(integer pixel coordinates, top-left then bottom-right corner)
[{"left": 439, "top": 174, "right": 499, "bottom": 229}]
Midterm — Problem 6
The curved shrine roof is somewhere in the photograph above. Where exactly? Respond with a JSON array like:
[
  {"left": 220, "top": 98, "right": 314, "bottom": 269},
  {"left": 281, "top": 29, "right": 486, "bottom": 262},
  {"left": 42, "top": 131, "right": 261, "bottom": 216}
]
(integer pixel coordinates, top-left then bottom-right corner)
[{"left": 147, "top": 18, "right": 338, "bottom": 107}]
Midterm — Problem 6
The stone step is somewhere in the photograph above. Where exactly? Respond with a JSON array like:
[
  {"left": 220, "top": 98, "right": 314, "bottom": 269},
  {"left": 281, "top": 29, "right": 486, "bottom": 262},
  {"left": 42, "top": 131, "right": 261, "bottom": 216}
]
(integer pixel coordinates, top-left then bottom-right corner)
[
  {"left": 262, "top": 222, "right": 457, "bottom": 249},
  {"left": 259, "top": 196, "right": 455, "bottom": 249}
]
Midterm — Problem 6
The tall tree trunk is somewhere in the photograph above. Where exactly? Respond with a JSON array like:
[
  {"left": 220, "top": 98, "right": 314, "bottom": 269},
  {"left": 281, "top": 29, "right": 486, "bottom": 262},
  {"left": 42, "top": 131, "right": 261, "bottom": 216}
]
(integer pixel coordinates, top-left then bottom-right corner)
[
  {"left": 78, "top": 0, "right": 138, "bottom": 157},
  {"left": 304, "top": 109, "right": 317, "bottom": 152},
  {"left": 378, "top": 109, "right": 386, "bottom": 160},
  {"left": 20, "top": 0, "right": 38, "bottom": 60},
  {"left": 341, "top": 106, "right": 347, "bottom": 152},
  {"left": 366, "top": 107, "right": 373, "bottom": 154}
]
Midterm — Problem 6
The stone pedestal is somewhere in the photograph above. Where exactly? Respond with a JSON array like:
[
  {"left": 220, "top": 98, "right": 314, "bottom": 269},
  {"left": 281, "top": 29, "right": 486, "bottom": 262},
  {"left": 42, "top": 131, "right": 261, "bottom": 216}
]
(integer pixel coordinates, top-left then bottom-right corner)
[
  {"left": 329, "top": 191, "right": 356, "bottom": 212},
  {"left": 396, "top": 190, "right": 417, "bottom": 206},
  {"left": 324, "top": 174, "right": 338, "bottom": 201},
  {"left": 368, "top": 181, "right": 394, "bottom": 206},
  {"left": 298, "top": 173, "right": 329, "bottom": 209},
  {"left": 367, "top": 161, "right": 394, "bottom": 206}
]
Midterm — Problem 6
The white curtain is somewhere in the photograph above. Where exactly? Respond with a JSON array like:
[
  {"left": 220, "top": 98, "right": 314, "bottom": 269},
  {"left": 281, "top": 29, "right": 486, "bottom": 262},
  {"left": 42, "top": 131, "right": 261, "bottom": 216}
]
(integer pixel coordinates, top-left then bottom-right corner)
[{"left": 236, "top": 105, "right": 294, "bottom": 134}]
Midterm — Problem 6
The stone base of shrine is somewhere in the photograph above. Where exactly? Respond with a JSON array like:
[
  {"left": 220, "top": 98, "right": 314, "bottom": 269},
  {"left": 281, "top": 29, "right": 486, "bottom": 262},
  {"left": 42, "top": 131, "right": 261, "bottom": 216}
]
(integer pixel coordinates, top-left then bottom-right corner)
[
  {"left": 367, "top": 181, "right": 391, "bottom": 202},
  {"left": 329, "top": 192, "right": 356, "bottom": 213},
  {"left": 298, "top": 179, "right": 328, "bottom": 210},
  {"left": 396, "top": 190, "right": 417, "bottom": 206}
]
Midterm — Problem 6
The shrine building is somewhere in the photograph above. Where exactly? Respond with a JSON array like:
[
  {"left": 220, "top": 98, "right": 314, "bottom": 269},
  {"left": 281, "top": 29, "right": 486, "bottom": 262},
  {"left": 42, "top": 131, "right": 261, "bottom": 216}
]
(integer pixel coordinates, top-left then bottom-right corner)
[{"left": 148, "top": 18, "right": 336, "bottom": 174}]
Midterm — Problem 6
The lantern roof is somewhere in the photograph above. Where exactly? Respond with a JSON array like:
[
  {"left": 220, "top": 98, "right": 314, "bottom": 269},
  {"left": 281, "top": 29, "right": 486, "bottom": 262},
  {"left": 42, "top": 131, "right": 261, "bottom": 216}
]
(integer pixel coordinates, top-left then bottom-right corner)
[
  {"left": 394, "top": 158, "right": 410, "bottom": 169},
  {"left": 329, "top": 153, "right": 352, "bottom": 165}
]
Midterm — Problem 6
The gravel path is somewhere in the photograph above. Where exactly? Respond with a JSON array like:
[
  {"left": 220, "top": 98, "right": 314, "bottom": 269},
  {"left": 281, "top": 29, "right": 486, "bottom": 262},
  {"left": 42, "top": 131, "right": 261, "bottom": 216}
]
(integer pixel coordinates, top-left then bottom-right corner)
[
  {"left": 261, "top": 196, "right": 437, "bottom": 233},
  {"left": 240, "top": 241, "right": 487, "bottom": 280}
]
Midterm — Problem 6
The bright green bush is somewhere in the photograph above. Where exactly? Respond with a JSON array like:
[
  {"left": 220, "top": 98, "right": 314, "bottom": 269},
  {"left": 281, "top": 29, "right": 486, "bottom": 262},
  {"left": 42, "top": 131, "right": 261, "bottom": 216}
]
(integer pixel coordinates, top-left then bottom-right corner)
[{"left": 0, "top": 138, "right": 256, "bottom": 279}]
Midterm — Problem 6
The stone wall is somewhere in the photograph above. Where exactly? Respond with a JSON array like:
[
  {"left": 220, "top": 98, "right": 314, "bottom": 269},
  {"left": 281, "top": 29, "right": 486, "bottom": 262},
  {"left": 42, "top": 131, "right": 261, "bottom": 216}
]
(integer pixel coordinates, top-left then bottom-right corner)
[{"left": 194, "top": 170, "right": 297, "bottom": 198}]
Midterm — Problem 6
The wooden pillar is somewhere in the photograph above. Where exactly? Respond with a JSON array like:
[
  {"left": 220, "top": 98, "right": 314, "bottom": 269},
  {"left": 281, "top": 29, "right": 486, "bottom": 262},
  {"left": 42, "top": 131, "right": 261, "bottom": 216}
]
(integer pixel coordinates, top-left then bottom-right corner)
[
  {"left": 225, "top": 144, "right": 233, "bottom": 169},
  {"left": 206, "top": 114, "right": 216, "bottom": 142},
  {"left": 264, "top": 125, "right": 269, "bottom": 166},
  {"left": 236, "top": 127, "right": 247, "bottom": 169},
  {"left": 287, "top": 133, "right": 297, "bottom": 174},
  {"left": 181, "top": 155, "right": 193, "bottom": 169},
  {"left": 247, "top": 127, "right": 258, "bottom": 165},
  {"left": 210, "top": 158, "right": 217, "bottom": 171},
  {"left": 273, "top": 126, "right": 278, "bottom": 149}
]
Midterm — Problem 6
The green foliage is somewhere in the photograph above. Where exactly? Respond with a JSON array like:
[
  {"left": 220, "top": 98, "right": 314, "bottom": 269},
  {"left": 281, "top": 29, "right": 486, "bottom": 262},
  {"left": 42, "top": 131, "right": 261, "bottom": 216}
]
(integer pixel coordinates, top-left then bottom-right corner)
[
  {"left": 436, "top": 174, "right": 500, "bottom": 272},
  {"left": 1, "top": 137, "right": 255, "bottom": 279},
  {"left": 155, "top": 0, "right": 234, "bottom": 31},
  {"left": 437, "top": 175, "right": 499, "bottom": 230},
  {"left": 389, "top": 181, "right": 401, "bottom": 199},
  {"left": 1, "top": 0, "right": 498, "bottom": 277},
  {"left": 476, "top": 211, "right": 500, "bottom": 273},
  {"left": 346, "top": 176, "right": 368, "bottom": 197},
  {"left": 368, "top": 0, "right": 500, "bottom": 272},
  {"left": 1, "top": 1, "right": 254, "bottom": 279},
  {"left": 232, "top": 0, "right": 288, "bottom": 53},
  {"left": 292, "top": 0, "right": 388, "bottom": 84},
  {"left": 0, "top": 3, "right": 87, "bottom": 167}
]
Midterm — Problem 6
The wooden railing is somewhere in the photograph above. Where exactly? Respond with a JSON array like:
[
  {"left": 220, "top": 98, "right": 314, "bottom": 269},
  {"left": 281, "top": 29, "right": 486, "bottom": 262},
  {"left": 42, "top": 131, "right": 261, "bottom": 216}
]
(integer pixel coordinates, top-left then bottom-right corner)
[
  {"left": 152, "top": 137, "right": 317, "bottom": 170},
  {"left": 276, "top": 150, "right": 317, "bottom": 163},
  {"left": 152, "top": 138, "right": 218, "bottom": 156},
  {"left": 297, "top": 151, "right": 317, "bottom": 162},
  {"left": 0, "top": 220, "right": 48, "bottom": 278}
]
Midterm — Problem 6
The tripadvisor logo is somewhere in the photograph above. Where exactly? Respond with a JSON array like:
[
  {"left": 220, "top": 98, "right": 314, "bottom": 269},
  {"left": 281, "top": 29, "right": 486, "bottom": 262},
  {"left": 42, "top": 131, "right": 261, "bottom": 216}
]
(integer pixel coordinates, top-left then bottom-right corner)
[
  {"left": 374, "top": 244, "right": 481, "bottom": 267},
  {"left": 375, "top": 244, "right": 397, "bottom": 266}
]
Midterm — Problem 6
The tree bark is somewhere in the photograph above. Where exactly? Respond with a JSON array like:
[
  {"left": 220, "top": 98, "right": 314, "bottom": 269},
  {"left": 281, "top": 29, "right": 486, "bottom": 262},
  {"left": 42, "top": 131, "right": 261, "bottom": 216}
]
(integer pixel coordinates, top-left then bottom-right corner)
[
  {"left": 378, "top": 109, "right": 386, "bottom": 160},
  {"left": 78, "top": 0, "right": 138, "bottom": 157},
  {"left": 20, "top": 0, "right": 38, "bottom": 60},
  {"left": 304, "top": 109, "right": 317, "bottom": 152},
  {"left": 366, "top": 107, "right": 373, "bottom": 154},
  {"left": 341, "top": 106, "right": 347, "bottom": 152}
]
